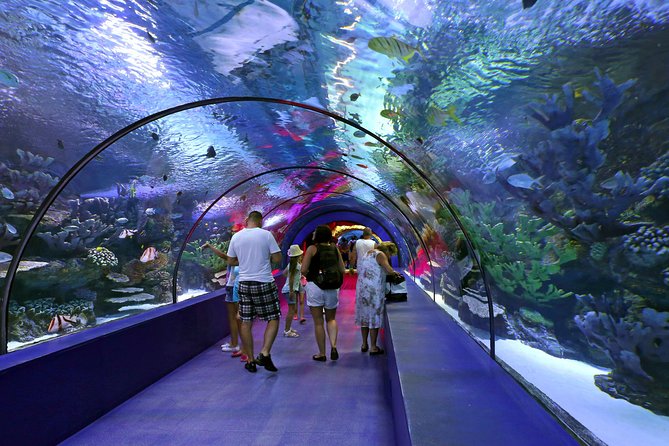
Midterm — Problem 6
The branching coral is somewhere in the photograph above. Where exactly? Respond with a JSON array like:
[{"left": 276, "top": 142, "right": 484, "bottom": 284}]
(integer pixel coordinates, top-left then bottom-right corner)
[
  {"left": 500, "top": 69, "right": 669, "bottom": 243},
  {"left": 37, "top": 218, "right": 115, "bottom": 254},
  {"left": 574, "top": 291, "right": 669, "bottom": 382},
  {"left": 182, "top": 240, "right": 229, "bottom": 271},
  {"left": 0, "top": 149, "right": 59, "bottom": 214}
]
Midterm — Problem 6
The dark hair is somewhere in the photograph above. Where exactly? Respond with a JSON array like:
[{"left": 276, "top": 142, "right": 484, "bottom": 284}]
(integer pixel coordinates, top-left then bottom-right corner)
[
  {"left": 247, "top": 211, "right": 263, "bottom": 224},
  {"left": 313, "top": 225, "right": 332, "bottom": 244}
]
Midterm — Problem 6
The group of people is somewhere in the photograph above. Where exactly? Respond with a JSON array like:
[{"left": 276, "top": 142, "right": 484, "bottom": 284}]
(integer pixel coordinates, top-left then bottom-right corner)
[{"left": 203, "top": 211, "right": 402, "bottom": 373}]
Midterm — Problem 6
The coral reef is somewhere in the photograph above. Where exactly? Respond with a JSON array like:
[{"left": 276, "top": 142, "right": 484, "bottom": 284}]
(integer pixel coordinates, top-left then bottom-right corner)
[
  {"left": 500, "top": 70, "right": 669, "bottom": 243},
  {"left": 8, "top": 298, "right": 95, "bottom": 343},
  {"left": 36, "top": 218, "right": 115, "bottom": 254},
  {"left": 640, "top": 152, "right": 669, "bottom": 199},
  {"left": 0, "top": 149, "right": 59, "bottom": 215},
  {"left": 574, "top": 290, "right": 669, "bottom": 415},
  {"left": 86, "top": 247, "right": 118, "bottom": 268},
  {"left": 622, "top": 225, "right": 669, "bottom": 267}
]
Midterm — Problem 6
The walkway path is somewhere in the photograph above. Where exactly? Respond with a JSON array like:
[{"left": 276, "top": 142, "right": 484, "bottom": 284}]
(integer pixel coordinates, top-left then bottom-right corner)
[{"left": 62, "top": 274, "right": 395, "bottom": 445}]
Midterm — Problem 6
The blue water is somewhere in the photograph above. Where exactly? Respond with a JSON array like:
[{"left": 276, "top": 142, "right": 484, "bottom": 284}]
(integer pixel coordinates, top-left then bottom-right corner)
[{"left": 1, "top": 1, "right": 668, "bottom": 444}]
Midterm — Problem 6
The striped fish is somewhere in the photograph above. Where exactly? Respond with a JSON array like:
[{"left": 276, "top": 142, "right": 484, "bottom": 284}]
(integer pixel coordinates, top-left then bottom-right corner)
[{"left": 368, "top": 37, "right": 420, "bottom": 62}]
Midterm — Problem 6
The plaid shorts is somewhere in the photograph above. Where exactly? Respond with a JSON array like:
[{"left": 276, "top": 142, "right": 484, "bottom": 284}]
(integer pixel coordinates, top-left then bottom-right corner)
[{"left": 238, "top": 281, "right": 281, "bottom": 322}]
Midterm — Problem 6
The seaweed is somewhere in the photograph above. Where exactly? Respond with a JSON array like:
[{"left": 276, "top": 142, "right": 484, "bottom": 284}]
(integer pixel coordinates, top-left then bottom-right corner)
[{"left": 451, "top": 190, "right": 576, "bottom": 303}]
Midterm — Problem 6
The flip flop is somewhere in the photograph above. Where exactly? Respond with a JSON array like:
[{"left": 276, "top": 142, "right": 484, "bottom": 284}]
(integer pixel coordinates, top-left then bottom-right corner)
[
  {"left": 369, "top": 348, "right": 385, "bottom": 356},
  {"left": 361, "top": 345, "right": 369, "bottom": 353}
]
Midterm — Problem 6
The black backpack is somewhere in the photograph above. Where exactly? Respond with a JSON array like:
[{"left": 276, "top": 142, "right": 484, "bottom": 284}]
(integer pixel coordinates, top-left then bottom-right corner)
[{"left": 314, "top": 245, "right": 343, "bottom": 290}]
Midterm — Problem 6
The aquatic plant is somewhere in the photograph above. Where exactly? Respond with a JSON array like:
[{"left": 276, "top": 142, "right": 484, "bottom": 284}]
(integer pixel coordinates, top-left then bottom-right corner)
[
  {"left": 451, "top": 189, "right": 576, "bottom": 303},
  {"left": 182, "top": 240, "right": 229, "bottom": 271},
  {"left": 500, "top": 70, "right": 669, "bottom": 243},
  {"left": 86, "top": 246, "right": 118, "bottom": 268},
  {"left": 519, "top": 307, "right": 554, "bottom": 329}
]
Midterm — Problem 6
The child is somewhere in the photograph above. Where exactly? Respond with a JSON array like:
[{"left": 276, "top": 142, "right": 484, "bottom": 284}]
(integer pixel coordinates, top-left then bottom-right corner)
[{"left": 282, "top": 244, "right": 304, "bottom": 337}]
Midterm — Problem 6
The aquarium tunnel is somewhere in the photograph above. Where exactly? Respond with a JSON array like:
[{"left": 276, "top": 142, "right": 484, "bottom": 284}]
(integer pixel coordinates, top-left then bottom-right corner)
[{"left": 0, "top": 1, "right": 668, "bottom": 445}]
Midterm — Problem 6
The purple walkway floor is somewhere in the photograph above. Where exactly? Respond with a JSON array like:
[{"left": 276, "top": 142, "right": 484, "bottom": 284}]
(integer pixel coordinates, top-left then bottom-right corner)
[{"left": 61, "top": 276, "right": 395, "bottom": 446}]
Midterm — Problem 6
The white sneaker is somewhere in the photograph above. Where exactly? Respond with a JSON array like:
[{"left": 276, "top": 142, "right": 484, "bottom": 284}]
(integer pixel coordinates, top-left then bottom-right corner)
[
  {"left": 283, "top": 330, "right": 299, "bottom": 338},
  {"left": 289, "top": 328, "right": 298, "bottom": 334},
  {"left": 221, "top": 344, "right": 239, "bottom": 352},
  {"left": 221, "top": 342, "right": 230, "bottom": 349}
]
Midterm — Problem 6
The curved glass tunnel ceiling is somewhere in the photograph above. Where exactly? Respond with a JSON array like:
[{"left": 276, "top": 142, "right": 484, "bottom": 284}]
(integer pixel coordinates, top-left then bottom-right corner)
[
  {"left": 6, "top": 98, "right": 474, "bottom": 350},
  {"left": 1, "top": 1, "right": 668, "bottom": 445}
]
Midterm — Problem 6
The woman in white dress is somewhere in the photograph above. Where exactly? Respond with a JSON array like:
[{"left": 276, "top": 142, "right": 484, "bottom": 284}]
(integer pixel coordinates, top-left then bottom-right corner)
[{"left": 354, "top": 242, "right": 402, "bottom": 355}]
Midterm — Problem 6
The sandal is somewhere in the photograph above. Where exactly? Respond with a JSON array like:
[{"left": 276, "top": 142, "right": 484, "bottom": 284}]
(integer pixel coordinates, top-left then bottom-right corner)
[
  {"left": 369, "top": 348, "right": 385, "bottom": 356},
  {"left": 312, "top": 354, "right": 327, "bottom": 362},
  {"left": 361, "top": 345, "right": 369, "bottom": 353},
  {"left": 330, "top": 347, "right": 339, "bottom": 361}
]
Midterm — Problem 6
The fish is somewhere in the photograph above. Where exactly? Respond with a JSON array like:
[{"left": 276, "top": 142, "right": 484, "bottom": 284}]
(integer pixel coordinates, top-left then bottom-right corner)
[
  {"left": 350, "top": 154, "right": 364, "bottom": 160},
  {"left": 0, "top": 69, "right": 19, "bottom": 88},
  {"left": 364, "top": 142, "right": 382, "bottom": 147},
  {"left": 116, "top": 217, "right": 129, "bottom": 225},
  {"left": 427, "top": 105, "right": 462, "bottom": 126},
  {"left": 380, "top": 109, "right": 401, "bottom": 119},
  {"left": 169, "top": 213, "right": 183, "bottom": 219},
  {"left": 145, "top": 208, "right": 156, "bottom": 216},
  {"left": 63, "top": 225, "right": 80, "bottom": 232},
  {"left": 57, "top": 139, "right": 65, "bottom": 150},
  {"left": 1, "top": 187, "right": 14, "bottom": 200},
  {"left": 353, "top": 130, "right": 366, "bottom": 138},
  {"left": 368, "top": 36, "right": 421, "bottom": 62},
  {"left": 356, "top": 164, "right": 369, "bottom": 169},
  {"left": 119, "top": 229, "right": 137, "bottom": 239},
  {"left": 193, "top": 0, "right": 199, "bottom": 17},
  {"left": 0, "top": 251, "right": 12, "bottom": 263},
  {"left": 146, "top": 31, "right": 157, "bottom": 43},
  {"left": 350, "top": 93, "right": 360, "bottom": 101},
  {"left": 163, "top": 174, "right": 168, "bottom": 181},
  {"left": 140, "top": 247, "right": 157, "bottom": 263},
  {"left": 416, "top": 137, "right": 424, "bottom": 145},
  {"left": 47, "top": 315, "right": 78, "bottom": 333},
  {"left": 5, "top": 223, "right": 17, "bottom": 235},
  {"left": 151, "top": 132, "right": 160, "bottom": 141},
  {"left": 522, "top": 0, "right": 538, "bottom": 9},
  {"left": 507, "top": 173, "right": 537, "bottom": 189},
  {"left": 206, "top": 145, "right": 216, "bottom": 158}
]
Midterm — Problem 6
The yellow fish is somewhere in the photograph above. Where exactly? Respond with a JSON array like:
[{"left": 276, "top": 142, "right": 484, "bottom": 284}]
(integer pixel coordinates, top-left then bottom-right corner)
[
  {"left": 368, "top": 37, "right": 421, "bottom": 62},
  {"left": 427, "top": 105, "right": 462, "bottom": 126},
  {"left": 380, "top": 109, "right": 401, "bottom": 119}
]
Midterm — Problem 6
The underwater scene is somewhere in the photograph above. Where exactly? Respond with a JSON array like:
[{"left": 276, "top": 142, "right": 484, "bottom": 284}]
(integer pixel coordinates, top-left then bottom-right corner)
[{"left": 0, "top": 0, "right": 668, "bottom": 444}]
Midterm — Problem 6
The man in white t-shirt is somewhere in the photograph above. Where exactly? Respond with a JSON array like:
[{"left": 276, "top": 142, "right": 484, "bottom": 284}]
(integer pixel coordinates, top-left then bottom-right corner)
[
  {"left": 213, "top": 211, "right": 282, "bottom": 373},
  {"left": 349, "top": 227, "right": 377, "bottom": 269}
]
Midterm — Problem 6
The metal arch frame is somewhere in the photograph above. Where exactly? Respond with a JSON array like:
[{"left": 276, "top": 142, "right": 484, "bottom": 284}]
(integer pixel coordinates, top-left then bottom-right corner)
[
  {"left": 268, "top": 203, "right": 414, "bottom": 273},
  {"left": 260, "top": 191, "right": 418, "bottom": 276},
  {"left": 173, "top": 165, "right": 436, "bottom": 301},
  {"left": 1, "top": 96, "right": 494, "bottom": 358}
]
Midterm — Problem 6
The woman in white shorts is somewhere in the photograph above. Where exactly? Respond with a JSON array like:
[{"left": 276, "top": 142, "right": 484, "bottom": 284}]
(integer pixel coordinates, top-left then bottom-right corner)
[{"left": 301, "top": 225, "right": 345, "bottom": 362}]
